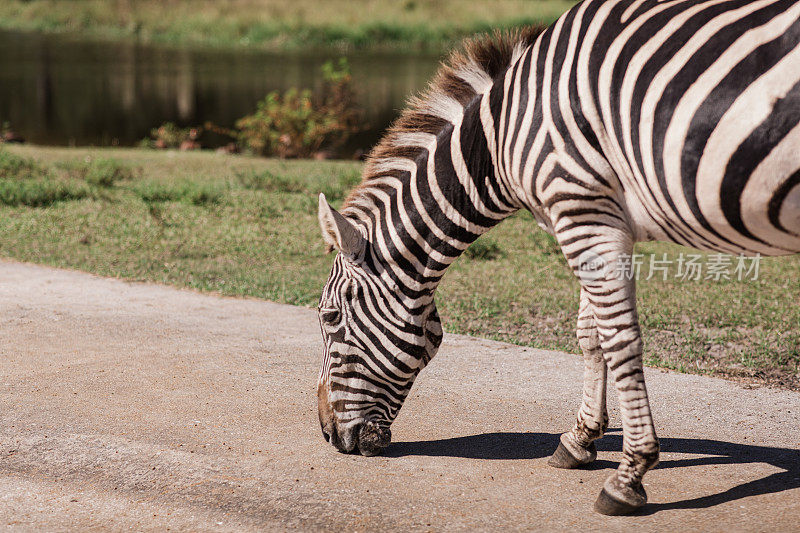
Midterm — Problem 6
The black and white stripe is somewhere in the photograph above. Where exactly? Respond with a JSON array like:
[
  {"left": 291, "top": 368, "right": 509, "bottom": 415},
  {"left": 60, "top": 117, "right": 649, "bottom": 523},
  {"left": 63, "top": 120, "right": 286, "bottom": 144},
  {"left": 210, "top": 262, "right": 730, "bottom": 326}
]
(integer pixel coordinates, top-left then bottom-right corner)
[{"left": 317, "top": 0, "right": 800, "bottom": 513}]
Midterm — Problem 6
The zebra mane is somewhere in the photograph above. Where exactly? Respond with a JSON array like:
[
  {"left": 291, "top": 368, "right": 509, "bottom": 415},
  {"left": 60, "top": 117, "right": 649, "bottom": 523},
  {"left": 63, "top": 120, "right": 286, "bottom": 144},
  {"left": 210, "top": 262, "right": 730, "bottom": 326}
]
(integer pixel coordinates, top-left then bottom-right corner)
[{"left": 342, "top": 26, "right": 544, "bottom": 214}]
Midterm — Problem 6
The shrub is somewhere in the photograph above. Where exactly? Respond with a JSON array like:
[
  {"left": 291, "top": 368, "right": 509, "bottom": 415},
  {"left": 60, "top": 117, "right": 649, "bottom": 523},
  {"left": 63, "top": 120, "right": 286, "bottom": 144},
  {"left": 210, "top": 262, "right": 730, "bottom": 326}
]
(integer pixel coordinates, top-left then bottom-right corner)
[
  {"left": 0, "top": 178, "right": 90, "bottom": 207},
  {"left": 0, "top": 150, "right": 93, "bottom": 207},
  {"left": 0, "top": 150, "right": 45, "bottom": 180},
  {"left": 236, "top": 58, "right": 362, "bottom": 158},
  {"left": 144, "top": 122, "right": 199, "bottom": 150}
]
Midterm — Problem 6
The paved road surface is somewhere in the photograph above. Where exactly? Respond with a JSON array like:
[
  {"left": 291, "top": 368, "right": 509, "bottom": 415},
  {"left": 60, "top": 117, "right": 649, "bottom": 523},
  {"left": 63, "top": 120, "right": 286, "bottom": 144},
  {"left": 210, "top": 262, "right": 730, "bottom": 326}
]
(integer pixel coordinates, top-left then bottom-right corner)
[{"left": 1, "top": 261, "right": 798, "bottom": 531}]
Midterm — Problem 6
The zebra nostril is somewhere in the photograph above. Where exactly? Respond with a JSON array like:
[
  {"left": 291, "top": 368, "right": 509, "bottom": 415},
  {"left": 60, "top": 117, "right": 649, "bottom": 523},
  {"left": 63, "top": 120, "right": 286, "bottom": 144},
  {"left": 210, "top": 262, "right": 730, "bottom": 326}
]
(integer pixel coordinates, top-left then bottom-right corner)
[{"left": 322, "top": 429, "right": 331, "bottom": 442}]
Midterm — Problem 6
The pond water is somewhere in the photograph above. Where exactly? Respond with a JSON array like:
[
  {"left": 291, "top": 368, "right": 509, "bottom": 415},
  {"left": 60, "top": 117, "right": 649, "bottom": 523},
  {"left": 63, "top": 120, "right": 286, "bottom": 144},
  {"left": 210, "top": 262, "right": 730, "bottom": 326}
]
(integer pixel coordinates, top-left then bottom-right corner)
[{"left": 0, "top": 31, "right": 443, "bottom": 156}]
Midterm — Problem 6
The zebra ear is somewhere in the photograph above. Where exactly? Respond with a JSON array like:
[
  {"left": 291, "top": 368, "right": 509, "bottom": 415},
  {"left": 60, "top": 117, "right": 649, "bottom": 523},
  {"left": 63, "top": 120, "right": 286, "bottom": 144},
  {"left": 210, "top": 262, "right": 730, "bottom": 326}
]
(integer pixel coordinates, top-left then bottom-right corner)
[{"left": 318, "top": 193, "right": 364, "bottom": 257}]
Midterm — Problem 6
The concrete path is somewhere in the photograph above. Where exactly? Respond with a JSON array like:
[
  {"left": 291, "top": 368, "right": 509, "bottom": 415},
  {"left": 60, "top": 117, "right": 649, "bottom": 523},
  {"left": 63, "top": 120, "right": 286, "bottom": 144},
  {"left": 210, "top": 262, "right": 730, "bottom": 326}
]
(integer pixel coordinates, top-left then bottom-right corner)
[{"left": 0, "top": 261, "right": 798, "bottom": 531}]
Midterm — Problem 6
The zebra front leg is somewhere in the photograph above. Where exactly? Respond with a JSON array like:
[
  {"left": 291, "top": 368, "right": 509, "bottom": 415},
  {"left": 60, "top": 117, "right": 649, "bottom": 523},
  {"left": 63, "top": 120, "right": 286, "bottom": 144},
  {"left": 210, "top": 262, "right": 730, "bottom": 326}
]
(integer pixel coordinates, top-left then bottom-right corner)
[
  {"left": 549, "top": 288, "right": 608, "bottom": 469},
  {"left": 585, "top": 266, "right": 659, "bottom": 515}
]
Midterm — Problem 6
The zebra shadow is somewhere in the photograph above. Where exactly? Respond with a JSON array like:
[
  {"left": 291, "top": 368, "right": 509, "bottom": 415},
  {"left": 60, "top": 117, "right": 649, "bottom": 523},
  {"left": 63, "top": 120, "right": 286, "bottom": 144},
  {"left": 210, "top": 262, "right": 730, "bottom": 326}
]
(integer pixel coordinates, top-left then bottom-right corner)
[{"left": 384, "top": 429, "right": 800, "bottom": 514}]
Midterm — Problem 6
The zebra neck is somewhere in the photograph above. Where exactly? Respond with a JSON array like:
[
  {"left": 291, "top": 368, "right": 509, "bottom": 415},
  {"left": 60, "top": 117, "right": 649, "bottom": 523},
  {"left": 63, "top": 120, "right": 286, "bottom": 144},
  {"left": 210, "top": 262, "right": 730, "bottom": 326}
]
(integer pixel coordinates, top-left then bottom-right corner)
[{"left": 352, "top": 95, "right": 522, "bottom": 297}]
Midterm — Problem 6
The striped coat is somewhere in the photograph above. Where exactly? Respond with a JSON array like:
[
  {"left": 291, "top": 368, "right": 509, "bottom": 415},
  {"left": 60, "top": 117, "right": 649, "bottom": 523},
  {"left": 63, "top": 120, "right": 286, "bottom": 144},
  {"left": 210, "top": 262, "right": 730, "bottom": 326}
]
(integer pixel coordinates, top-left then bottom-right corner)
[{"left": 317, "top": 0, "right": 800, "bottom": 514}]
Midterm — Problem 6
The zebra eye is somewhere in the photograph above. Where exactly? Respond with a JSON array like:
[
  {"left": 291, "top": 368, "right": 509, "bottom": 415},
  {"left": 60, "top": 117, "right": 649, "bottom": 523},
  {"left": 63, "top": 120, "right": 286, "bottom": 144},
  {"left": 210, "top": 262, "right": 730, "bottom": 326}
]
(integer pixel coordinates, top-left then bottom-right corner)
[{"left": 319, "top": 307, "right": 341, "bottom": 323}]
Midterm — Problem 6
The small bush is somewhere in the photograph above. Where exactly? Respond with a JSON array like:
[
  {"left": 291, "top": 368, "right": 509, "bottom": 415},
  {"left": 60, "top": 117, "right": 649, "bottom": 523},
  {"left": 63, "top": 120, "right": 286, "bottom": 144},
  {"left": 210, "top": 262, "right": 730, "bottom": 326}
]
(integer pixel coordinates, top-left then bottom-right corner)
[
  {"left": 0, "top": 150, "right": 45, "bottom": 180},
  {"left": 0, "top": 150, "right": 92, "bottom": 207},
  {"left": 464, "top": 237, "right": 504, "bottom": 260},
  {"left": 236, "top": 88, "right": 314, "bottom": 157},
  {"left": 135, "top": 181, "right": 224, "bottom": 206},
  {"left": 0, "top": 178, "right": 90, "bottom": 207},
  {"left": 144, "top": 122, "right": 199, "bottom": 150},
  {"left": 137, "top": 59, "right": 361, "bottom": 158},
  {"left": 236, "top": 58, "right": 362, "bottom": 158}
]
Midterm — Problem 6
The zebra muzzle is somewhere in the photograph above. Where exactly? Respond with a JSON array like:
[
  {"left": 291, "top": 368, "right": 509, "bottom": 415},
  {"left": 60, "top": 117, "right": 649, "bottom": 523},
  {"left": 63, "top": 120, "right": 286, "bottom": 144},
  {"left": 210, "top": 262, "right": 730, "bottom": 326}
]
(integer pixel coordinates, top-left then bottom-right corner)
[
  {"left": 356, "top": 421, "right": 391, "bottom": 456},
  {"left": 322, "top": 420, "right": 391, "bottom": 456},
  {"left": 318, "top": 382, "right": 391, "bottom": 456}
]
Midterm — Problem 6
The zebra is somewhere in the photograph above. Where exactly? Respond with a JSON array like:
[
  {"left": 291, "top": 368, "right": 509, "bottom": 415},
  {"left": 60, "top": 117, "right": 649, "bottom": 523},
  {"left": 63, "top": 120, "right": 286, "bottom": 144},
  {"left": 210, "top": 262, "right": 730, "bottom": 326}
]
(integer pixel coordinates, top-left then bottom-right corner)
[{"left": 316, "top": 0, "right": 800, "bottom": 515}]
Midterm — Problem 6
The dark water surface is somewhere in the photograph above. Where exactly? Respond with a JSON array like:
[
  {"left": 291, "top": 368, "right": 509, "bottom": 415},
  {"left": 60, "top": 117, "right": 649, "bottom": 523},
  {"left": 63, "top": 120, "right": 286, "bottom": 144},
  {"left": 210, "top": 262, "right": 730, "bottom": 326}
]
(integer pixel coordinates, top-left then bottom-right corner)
[{"left": 0, "top": 31, "right": 443, "bottom": 154}]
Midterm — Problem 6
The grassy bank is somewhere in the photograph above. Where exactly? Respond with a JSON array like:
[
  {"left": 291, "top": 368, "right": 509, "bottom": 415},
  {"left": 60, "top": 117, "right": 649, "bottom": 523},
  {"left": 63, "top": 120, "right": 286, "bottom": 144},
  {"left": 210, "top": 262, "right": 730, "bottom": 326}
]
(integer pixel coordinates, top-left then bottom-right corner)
[
  {"left": 0, "top": 0, "right": 577, "bottom": 51},
  {"left": 1, "top": 145, "right": 798, "bottom": 390}
]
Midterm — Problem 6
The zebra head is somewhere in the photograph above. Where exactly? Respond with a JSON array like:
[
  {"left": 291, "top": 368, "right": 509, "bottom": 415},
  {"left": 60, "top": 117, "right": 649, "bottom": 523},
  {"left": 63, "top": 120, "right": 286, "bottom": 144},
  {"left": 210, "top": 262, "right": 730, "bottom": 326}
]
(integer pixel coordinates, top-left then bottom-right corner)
[{"left": 316, "top": 194, "right": 443, "bottom": 456}]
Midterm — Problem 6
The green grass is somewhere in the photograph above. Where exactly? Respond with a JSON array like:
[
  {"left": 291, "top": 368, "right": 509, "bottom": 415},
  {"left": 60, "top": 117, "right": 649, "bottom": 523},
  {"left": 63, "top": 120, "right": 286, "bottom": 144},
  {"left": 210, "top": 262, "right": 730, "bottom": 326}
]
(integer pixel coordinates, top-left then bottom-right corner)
[
  {"left": 1, "top": 145, "right": 798, "bottom": 390},
  {"left": 132, "top": 180, "right": 225, "bottom": 206},
  {"left": 0, "top": 150, "right": 93, "bottom": 206},
  {"left": 55, "top": 158, "right": 139, "bottom": 187},
  {"left": 0, "top": 0, "right": 578, "bottom": 51}
]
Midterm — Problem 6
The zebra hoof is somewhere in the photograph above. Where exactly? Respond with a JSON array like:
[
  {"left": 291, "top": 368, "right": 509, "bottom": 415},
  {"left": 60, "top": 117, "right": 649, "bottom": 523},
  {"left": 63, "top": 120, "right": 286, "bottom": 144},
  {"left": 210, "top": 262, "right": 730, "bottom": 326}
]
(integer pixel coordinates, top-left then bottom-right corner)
[
  {"left": 593, "top": 483, "right": 647, "bottom": 516},
  {"left": 548, "top": 440, "right": 596, "bottom": 469}
]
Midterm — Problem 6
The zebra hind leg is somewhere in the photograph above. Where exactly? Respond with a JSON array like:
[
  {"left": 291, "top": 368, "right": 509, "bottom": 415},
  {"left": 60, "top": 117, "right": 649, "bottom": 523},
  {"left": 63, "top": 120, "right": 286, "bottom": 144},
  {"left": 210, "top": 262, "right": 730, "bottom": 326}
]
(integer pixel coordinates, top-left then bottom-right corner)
[
  {"left": 587, "top": 271, "right": 659, "bottom": 515},
  {"left": 549, "top": 289, "right": 608, "bottom": 469}
]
